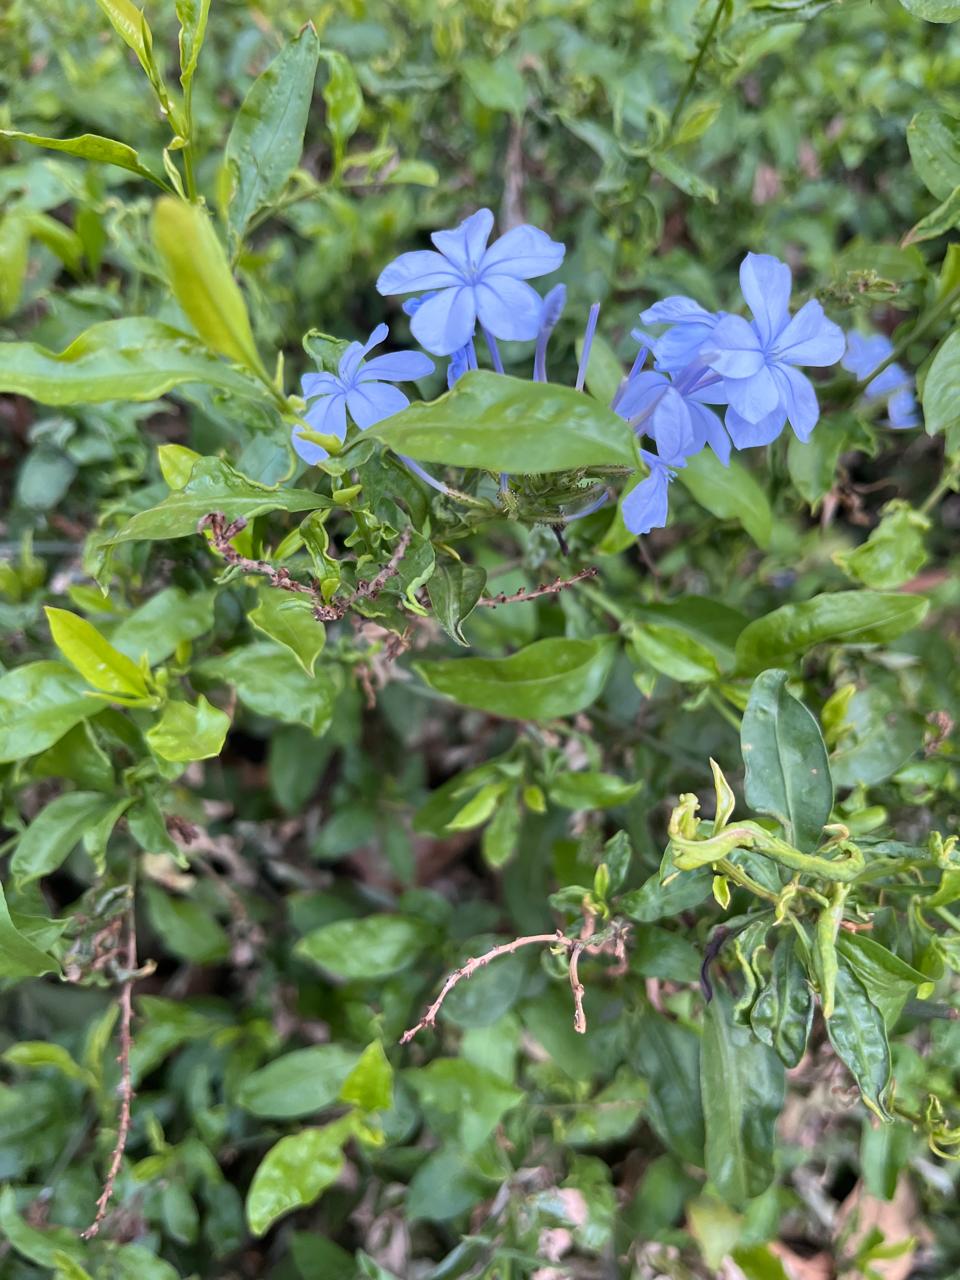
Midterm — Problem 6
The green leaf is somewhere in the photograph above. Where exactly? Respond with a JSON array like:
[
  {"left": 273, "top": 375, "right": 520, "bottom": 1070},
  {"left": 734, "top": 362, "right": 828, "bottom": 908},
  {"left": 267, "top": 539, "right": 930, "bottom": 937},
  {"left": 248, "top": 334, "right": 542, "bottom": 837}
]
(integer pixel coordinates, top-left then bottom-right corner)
[
  {"left": 176, "top": 0, "right": 210, "bottom": 88},
  {"left": 369, "top": 371, "right": 638, "bottom": 473},
  {"left": 835, "top": 932, "right": 929, "bottom": 1028},
  {"left": 146, "top": 696, "right": 231, "bottom": 763},
  {"left": 426, "top": 560, "right": 487, "bottom": 646},
  {"left": 224, "top": 27, "right": 320, "bottom": 237},
  {"left": 825, "top": 959, "right": 892, "bottom": 1119},
  {"left": 678, "top": 450, "right": 772, "bottom": 547},
  {"left": 750, "top": 936, "right": 813, "bottom": 1069},
  {"left": 142, "top": 883, "right": 230, "bottom": 964},
  {"left": 236, "top": 1045, "right": 361, "bottom": 1119},
  {"left": 249, "top": 588, "right": 325, "bottom": 675},
  {"left": 630, "top": 1013, "right": 705, "bottom": 1166},
  {"left": 462, "top": 56, "right": 526, "bottom": 116},
  {"left": 922, "top": 329, "right": 960, "bottom": 435},
  {"left": 630, "top": 927, "right": 702, "bottom": 982},
  {"left": 628, "top": 621, "right": 721, "bottom": 683},
  {"left": 577, "top": 331, "right": 624, "bottom": 405},
  {"left": 0, "top": 661, "right": 99, "bottom": 763},
  {"left": 110, "top": 587, "right": 216, "bottom": 666},
  {"left": 196, "top": 642, "right": 338, "bottom": 735},
  {"left": 405, "top": 1059, "right": 523, "bottom": 1152},
  {"left": 647, "top": 151, "right": 718, "bottom": 203},
  {"left": 0, "top": 317, "right": 267, "bottom": 406},
  {"left": 906, "top": 111, "right": 960, "bottom": 199},
  {"left": 339, "top": 1041, "right": 393, "bottom": 1113},
  {"left": 834, "top": 502, "right": 929, "bottom": 590},
  {"left": 295, "top": 915, "right": 429, "bottom": 980},
  {"left": 415, "top": 637, "right": 616, "bottom": 720},
  {"left": 12, "top": 791, "right": 120, "bottom": 886},
  {"left": 898, "top": 0, "right": 960, "bottom": 19},
  {"left": 620, "top": 866, "right": 713, "bottom": 922},
  {"left": 0, "top": 211, "right": 30, "bottom": 318},
  {"left": 152, "top": 198, "right": 267, "bottom": 378},
  {"left": 903, "top": 183, "right": 960, "bottom": 245},
  {"left": 320, "top": 49, "right": 364, "bottom": 150},
  {"left": 734, "top": 591, "right": 928, "bottom": 675},
  {"left": 0, "top": 883, "right": 62, "bottom": 980},
  {"left": 548, "top": 771, "right": 642, "bottom": 810},
  {"left": 0, "top": 130, "right": 169, "bottom": 190},
  {"left": 108, "top": 457, "right": 329, "bottom": 544},
  {"left": 45, "top": 607, "right": 152, "bottom": 700},
  {"left": 700, "top": 992, "right": 785, "bottom": 1208},
  {"left": 2, "top": 1041, "right": 90, "bottom": 1084},
  {"left": 741, "top": 670, "right": 833, "bottom": 851},
  {"left": 246, "top": 1116, "right": 355, "bottom": 1237}
]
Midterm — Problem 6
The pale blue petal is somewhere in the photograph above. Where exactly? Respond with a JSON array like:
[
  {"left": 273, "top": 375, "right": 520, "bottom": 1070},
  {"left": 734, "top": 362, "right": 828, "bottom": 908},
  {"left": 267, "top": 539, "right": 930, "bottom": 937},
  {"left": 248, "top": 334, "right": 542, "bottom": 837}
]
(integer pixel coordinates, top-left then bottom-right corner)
[
  {"left": 475, "top": 276, "right": 543, "bottom": 342},
  {"left": 358, "top": 350, "right": 435, "bottom": 382},
  {"left": 615, "top": 371, "right": 670, "bottom": 424},
  {"left": 640, "top": 297, "right": 715, "bottom": 325},
  {"left": 772, "top": 364, "right": 819, "bottom": 441},
  {"left": 703, "top": 315, "right": 765, "bottom": 379},
  {"left": 339, "top": 323, "right": 388, "bottom": 382},
  {"left": 377, "top": 251, "right": 465, "bottom": 295},
  {"left": 480, "top": 224, "right": 565, "bottom": 279},
  {"left": 293, "top": 393, "right": 347, "bottom": 463},
  {"left": 866, "top": 362, "right": 910, "bottom": 398},
  {"left": 622, "top": 465, "right": 671, "bottom": 535},
  {"left": 773, "top": 299, "right": 845, "bottom": 367},
  {"left": 410, "top": 285, "right": 477, "bottom": 355},
  {"left": 740, "top": 253, "right": 792, "bottom": 347},
  {"left": 346, "top": 382, "right": 410, "bottom": 429},
  {"left": 689, "top": 401, "right": 731, "bottom": 465},
  {"left": 888, "top": 385, "right": 920, "bottom": 429},
  {"left": 649, "top": 386, "right": 695, "bottom": 465},
  {"left": 842, "top": 331, "right": 892, "bottom": 380},
  {"left": 723, "top": 365, "right": 781, "bottom": 420},
  {"left": 431, "top": 209, "right": 494, "bottom": 274},
  {"left": 447, "top": 345, "right": 472, "bottom": 388},
  {"left": 301, "top": 370, "right": 341, "bottom": 398},
  {"left": 724, "top": 405, "right": 786, "bottom": 449}
]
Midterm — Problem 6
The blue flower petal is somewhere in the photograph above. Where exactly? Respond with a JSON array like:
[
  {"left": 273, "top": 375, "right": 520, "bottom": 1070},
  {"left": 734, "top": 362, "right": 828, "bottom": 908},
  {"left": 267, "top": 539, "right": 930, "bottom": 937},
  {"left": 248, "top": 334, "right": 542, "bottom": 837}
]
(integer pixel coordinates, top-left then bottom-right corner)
[
  {"left": 773, "top": 299, "right": 845, "bottom": 366},
  {"left": 689, "top": 401, "right": 731, "bottom": 465},
  {"left": 293, "top": 392, "right": 347, "bottom": 463},
  {"left": 358, "top": 350, "right": 435, "bottom": 382},
  {"left": 410, "top": 286, "right": 477, "bottom": 355},
  {"left": 649, "top": 386, "right": 695, "bottom": 465},
  {"left": 377, "top": 251, "right": 464, "bottom": 295},
  {"left": 431, "top": 209, "right": 494, "bottom": 274},
  {"left": 301, "top": 371, "right": 340, "bottom": 398},
  {"left": 724, "top": 405, "right": 786, "bottom": 449},
  {"left": 703, "top": 315, "right": 765, "bottom": 379},
  {"left": 480, "top": 224, "right": 565, "bottom": 279},
  {"left": 866, "top": 362, "right": 910, "bottom": 398},
  {"left": 740, "top": 253, "right": 792, "bottom": 348},
  {"left": 346, "top": 382, "right": 410, "bottom": 429},
  {"left": 339, "top": 323, "right": 389, "bottom": 382},
  {"left": 723, "top": 364, "right": 781, "bottom": 421},
  {"left": 475, "top": 276, "right": 543, "bottom": 342},
  {"left": 622, "top": 464, "right": 671, "bottom": 535},
  {"left": 640, "top": 297, "right": 715, "bottom": 325},
  {"left": 772, "top": 364, "right": 819, "bottom": 441},
  {"left": 842, "top": 331, "right": 892, "bottom": 380},
  {"left": 888, "top": 384, "right": 920, "bottom": 429}
]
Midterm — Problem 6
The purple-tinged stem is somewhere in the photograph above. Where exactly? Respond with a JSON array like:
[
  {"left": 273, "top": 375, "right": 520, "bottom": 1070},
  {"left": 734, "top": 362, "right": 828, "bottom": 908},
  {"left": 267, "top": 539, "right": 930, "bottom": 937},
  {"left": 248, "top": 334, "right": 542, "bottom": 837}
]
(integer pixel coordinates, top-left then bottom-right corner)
[{"left": 575, "top": 303, "right": 601, "bottom": 392}]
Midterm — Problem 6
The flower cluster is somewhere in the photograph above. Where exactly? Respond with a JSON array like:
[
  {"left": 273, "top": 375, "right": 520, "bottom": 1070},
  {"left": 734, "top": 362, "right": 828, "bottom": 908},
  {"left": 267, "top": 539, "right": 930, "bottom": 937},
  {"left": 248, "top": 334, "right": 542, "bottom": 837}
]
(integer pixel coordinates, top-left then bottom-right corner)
[{"left": 294, "top": 209, "right": 920, "bottom": 536}]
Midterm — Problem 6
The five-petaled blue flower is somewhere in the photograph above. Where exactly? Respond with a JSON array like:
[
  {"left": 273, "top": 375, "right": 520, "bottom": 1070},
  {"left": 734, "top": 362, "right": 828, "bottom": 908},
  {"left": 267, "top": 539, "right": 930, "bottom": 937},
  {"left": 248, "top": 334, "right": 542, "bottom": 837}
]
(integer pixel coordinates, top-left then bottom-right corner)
[
  {"left": 293, "top": 324, "right": 434, "bottom": 465},
  {"left": 842, "top": 332, "right": 919, "bottom": 430},
  {"left": 700, "top": 253, "right": 845, "bottom": 448},
  {"left": 634, "top": 298, "right": 724, "bottom": 375},
  {"left": 622, "top": 451, "right": 675, "bottom": 536},
  {"left": 377, "top": 208, "right": 565, "bottom": 356},
  {"left": 615, "top": 362, "right": 731, "bottom": 467}
]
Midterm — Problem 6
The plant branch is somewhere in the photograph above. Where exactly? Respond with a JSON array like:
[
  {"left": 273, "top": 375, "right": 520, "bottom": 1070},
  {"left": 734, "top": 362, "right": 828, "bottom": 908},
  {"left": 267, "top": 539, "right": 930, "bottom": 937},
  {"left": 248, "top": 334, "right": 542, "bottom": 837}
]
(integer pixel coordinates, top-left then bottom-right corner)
[{"left": 477, "top": 566, "right": 599, "bottom": 608}]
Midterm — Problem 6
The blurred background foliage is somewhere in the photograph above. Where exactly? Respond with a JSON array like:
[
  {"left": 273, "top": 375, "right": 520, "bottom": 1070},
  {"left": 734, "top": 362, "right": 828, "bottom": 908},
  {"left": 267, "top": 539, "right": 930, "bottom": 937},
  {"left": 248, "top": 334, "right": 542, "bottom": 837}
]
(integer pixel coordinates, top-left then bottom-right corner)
[{"left": 1, "top": 0, "right": 960, "bottom": 1277}]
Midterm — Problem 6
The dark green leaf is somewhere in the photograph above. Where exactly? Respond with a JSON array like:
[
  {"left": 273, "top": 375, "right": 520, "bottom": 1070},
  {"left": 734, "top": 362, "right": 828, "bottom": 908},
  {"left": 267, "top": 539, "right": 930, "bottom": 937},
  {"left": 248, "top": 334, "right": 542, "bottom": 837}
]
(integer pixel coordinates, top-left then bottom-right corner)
[
  {"left": 196, "top": 642, "right": 337, "bottom": 735},
  {"left": 750, "top": 935, "right": 813, "bottom": 1069},
  {"left": 236, "top": 1045, "right": 360, "bottom": 1118},
  {"left": 0, "top": 884, "right": 62, "bottom": 980},
  {"left": 0, "top": 662, "right": 99, "bottom": 763},
  {"left": 825, "top": 959, "right": 892, "bottom": 1119},
  {"left": 295, "top": 915, "right": 429, "bottom": 979},
  {"left": 12, "top": 791, "right": 119, "bottom": 886},
  {"left": 110, "top": 587, "right": 216, "bottom": 666},
  {"left": 630, "top": 1013, "right": 705, "bottom": 1166},
  {"left": 922, "top": 329, "right": 960, "bottom": 435},
  {"left": 426, "top": 560, "right": 487, "bottom": 645}
]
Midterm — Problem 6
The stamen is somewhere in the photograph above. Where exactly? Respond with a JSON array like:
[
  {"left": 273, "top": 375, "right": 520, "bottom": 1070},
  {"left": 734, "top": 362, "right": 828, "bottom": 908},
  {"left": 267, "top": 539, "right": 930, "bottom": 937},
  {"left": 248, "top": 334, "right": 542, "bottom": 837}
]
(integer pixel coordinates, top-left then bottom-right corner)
[
  {"left": 481, "top": 326, "right": 505, "bottom": 374},
  {"left": 400, "top": 455, "right": 450, "bottom": 495},
  {"left": 534, "top": 284, "right": 567, "bottom": 383}
]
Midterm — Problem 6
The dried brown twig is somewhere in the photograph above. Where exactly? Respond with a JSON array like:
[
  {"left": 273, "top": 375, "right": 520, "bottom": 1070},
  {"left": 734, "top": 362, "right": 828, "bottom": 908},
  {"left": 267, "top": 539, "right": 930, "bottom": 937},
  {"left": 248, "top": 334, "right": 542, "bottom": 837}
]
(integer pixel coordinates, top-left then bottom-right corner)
[
  {"left": 476, "top": 566, "right": 598, "bottom": 608},
  {"left": 81, "top": 913, "right": 138, "bottom": 1240},
  {"left": 197, "top": 513, "right": 411, "bottom": 622}
]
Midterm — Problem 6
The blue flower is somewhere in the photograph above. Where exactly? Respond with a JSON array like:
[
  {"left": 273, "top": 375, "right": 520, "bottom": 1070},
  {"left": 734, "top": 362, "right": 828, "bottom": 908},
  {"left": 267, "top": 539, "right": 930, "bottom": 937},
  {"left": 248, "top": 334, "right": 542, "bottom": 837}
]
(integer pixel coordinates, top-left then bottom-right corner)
[
  {"left": 700, "top": 253, "right": 845, "bottom": 448},
  {"left": 615, "top": 361, "right": 731, "bottom": 467},
  {"left": 403, "top": 294, "right": 475, "bottom": 388},
  {"left": 377, "top": 208, "right": 565, "bottom": 356},
  {"left": 634, "top": 297, "right": 723, "bottom": 374},
  {"left": 293, "top": 324, "right": 434, "bottom": 465},
  {"left": 622, "top": 451, "right": 675, "bottom": 535},
  {"left": 842, "top": 332, "right": 919, "bottom": 430}
]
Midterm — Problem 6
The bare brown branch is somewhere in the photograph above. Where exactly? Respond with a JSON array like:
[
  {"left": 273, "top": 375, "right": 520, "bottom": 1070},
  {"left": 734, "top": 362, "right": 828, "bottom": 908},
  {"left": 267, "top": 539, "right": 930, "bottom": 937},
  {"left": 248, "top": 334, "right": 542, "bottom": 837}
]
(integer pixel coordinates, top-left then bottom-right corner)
[{"left": 476, "top": 566, "right": 599, "bottom": 608}]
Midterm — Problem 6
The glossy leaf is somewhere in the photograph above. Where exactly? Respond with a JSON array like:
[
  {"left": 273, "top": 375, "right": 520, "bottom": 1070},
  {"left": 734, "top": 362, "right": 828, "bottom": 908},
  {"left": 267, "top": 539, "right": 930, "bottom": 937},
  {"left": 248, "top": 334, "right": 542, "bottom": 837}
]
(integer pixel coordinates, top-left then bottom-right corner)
[
  {"left": 678, "top": 444, "right": 772, "bottom": 548},
  {"left": 426, "top": 560, "right": 487, "bottom": 646},
  {"left": 95, "top": 0, "right": 153, "bottom": 69},
  {"left": 628, "top": 621, "right": 721, "bottom": 683},
  {"left": 146, "top": 696, "right": 231, "bottom": 763},
  {"left": 415, "top": 637, "right": 615, "bottom": 720},
  {"left": 0, "top": 883, "right": 61, "bottom": 979},
  {"left": 320, "top": 50, "right": 363, "bottom": 150},
  {"left": 369, "top": 371, "right": 639, "bottom": 472},
  {"left": 750, "top": 935, "right": 814, "bottom": 1069},
  {"left": 405, "top": 1059, "right": 523, "bottom": 1152},
  {"left": 45, "top": 607, "right": 152, "bottom": 701},
  {"left": 0, "top": 662, "right": 99, "bottom": 763},
  {"left": 339, "top": 1040, "right": 393, "bottom": 1113},
  {"left": 296, "top": 915, "right": 429, "bottom": 980},
  {"left": 0, "top": 130, "right": 169, "bottom": 190},
  {"left": 741, "top": 669, "right": 833, "bottom": 850},
  {"left": 197, "top": 643, "right": 337, "bottom": 735},
  {"left": 548, "top": 771, "right": 642, "bottom": 809},
  {"left": 108, "top": 457, "right": 329, "bottom": 544},
  {"left": 630, "top": 1013, "right": 705, "bottom": 1166},
  {"left": 110, "top": 587, "right": 216, "bottom": 666},
  {"left": 907, "top": 111, "right": 960, "bottom": 200},
  {"left": 152, "top": 198, "right": 267, "bottom": 377},
  {"left": 734, "top": 591, "right": 928, "bottom": 675},
  {"left": 237, "top": 1045, "right": 361, "bottom": 1119},
  {"left": 248, "top": 588, "right": 326, "bottom": 675},
  {"left": 224, "top": 27, "right": 320, "bottom": 236},
  {"left": 0, "top": 318, "right": 267, "bottom": 406},
  {"left": 701, "top": 992, "right": 785, "bottom": 1207},
  {"left": 11, "top": 791, "right": 120, "bottom": 886},
  {"left": 922, "top": 329, "right": 960, "bottom": 435},
  {"left": 825, "top": 959, "right": 892, "bottom": 1119},
  {"left": 835, "top": 932, "right": 929, "bottom": 1028},
  {"left": 833, "top": 502, "right": 928, "bottom": 590},
  {"left": 898, "top": 0, "right": 960, "bottom": 19},
  {"left": 246, "top": 1116, "right": 355, "bottom": 1236},
  {"left": 903, "top": 183, "right": 960, "bottom": 245}
]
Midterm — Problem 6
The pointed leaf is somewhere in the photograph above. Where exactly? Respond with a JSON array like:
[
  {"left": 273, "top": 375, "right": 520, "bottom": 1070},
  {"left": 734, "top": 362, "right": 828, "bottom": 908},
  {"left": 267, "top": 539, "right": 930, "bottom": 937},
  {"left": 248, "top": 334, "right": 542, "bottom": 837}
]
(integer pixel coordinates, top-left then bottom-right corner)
[
  {"left": 0, "top": 130, "right": 169, "bottom": 190},
  {"left": 45, "top": 607, "right": 153, "bottom": 700}
]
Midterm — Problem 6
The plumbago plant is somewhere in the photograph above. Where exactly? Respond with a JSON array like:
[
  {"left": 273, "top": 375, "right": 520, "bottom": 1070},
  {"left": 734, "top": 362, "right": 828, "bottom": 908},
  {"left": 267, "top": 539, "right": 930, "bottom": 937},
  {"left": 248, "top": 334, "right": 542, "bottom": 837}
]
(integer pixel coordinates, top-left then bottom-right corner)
[{"left": 2, "top": 1, "right": 960, "bottom": 1278}]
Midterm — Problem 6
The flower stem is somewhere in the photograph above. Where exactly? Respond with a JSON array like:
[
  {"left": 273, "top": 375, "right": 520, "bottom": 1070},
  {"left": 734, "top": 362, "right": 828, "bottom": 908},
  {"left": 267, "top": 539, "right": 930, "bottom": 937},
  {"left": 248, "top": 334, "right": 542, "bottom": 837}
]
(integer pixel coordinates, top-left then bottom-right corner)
[{"left": 668, "top": 0, "right": 727, "bottom": 133}]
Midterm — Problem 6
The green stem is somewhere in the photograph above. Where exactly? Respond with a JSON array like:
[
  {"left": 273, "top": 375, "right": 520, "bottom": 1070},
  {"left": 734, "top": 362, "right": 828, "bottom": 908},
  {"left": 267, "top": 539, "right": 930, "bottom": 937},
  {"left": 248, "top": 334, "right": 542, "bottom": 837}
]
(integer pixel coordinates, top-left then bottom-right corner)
[
  {"left": 707, "top": 688, "right": 741, "bottom": 733},
  {"left": 920, "top": 462, "right": 960, "bottom": 516},
  {"left": 669, "top": 0, "right": 727, "bottom": 132},
  {"left": 716, "top": 857, "right": 778, "bottom": 903}
]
